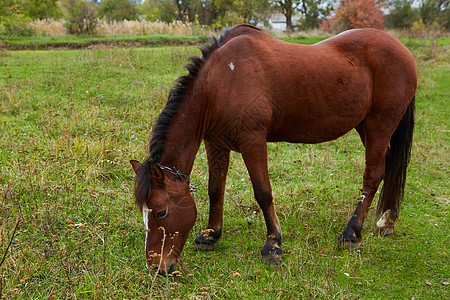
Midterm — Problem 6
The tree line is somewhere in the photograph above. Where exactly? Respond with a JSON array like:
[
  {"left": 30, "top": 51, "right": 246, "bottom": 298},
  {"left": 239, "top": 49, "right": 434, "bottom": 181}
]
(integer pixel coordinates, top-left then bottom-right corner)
[{"left": 0, "top": 0, "right": 448, "bottom": 36}]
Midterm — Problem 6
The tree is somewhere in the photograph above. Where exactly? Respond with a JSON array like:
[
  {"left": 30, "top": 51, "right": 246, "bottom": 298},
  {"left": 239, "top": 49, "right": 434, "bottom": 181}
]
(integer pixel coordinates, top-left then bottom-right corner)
[
  {"left": 141, "top": 0, "right": 174, "bottom": 22},
  {"left": 232, "top": 0, "right": 272, "bottom": 24},
  {"left": 271, "top": 0, "right": 331, "bottom": 31},
  {"left": 22, "top": 0, "right": 63, "bottom": 19},
  {"left": 0, "top": 1, "right": 35, "bottom": 36},
  {"left": 1, "top": 0, "right": 19, "bottom": 17},
  {"left": 141, "top": 0, "right": 271, "bottom": 27},
  {"left": 385, "top": 0, "right": 419, "bottom": 29},
  {"left": 323, "top": 0, "right": 384, "bottom": 32},
  {"left": 211, "top": 0, "right": 271, "bottom": 26},
  {"left": 98, "top": 0, "right": 139, "bottom": 21},
  {"left": 141, "top": 0, "right": 191, "bottom": 23},
  {"left": 61, "top": 0, "right": 98, "bottom": 34},
  {"left": 418, "top": 0, "right": 449, "bottom": 29},
  {"left": 157, "top": 0, "right": 192, "bottom": 23},
  {"left": 272, "top": 0, "right": 300, "bottom": 31},
  {"left": 298, "top": 0, "right": 332, "bottom": 30}
]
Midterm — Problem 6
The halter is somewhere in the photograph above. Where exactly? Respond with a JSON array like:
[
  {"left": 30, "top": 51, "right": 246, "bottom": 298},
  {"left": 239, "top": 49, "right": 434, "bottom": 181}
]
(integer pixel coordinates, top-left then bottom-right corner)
[
  {"left": 152, "top": 162, "right": 190, "bottom": 180},
  {"left": 150, "top": 161, "right": 208, "bottom": 192}
]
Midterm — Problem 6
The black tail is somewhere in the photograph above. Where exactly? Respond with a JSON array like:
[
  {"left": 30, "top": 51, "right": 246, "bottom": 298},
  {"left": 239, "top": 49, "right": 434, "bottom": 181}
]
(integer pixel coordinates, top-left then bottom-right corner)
[{"left": 377, "top": 96, "right": 415, "bottom": 220}]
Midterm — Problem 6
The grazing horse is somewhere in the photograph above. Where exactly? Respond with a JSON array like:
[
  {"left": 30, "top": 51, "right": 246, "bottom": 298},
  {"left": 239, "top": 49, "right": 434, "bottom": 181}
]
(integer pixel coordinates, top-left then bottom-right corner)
[{"left": 130, "top": 24, "right": 417, "bottom": 274}]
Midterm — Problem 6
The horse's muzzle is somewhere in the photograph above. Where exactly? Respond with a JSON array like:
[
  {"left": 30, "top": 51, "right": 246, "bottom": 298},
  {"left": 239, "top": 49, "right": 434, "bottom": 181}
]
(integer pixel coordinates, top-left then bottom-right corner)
[{"left": 153, "top": 260, "right": 176, "bottom": 276}]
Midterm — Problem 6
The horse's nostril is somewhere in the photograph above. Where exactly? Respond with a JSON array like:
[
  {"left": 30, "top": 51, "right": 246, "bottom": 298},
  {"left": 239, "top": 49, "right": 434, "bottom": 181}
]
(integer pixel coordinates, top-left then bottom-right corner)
[
  {"left": 167, "top": 262, "right": 176, "bottom": 274},
  {"left": 154, "top": 261, "right": 176, "bottom": 276}
]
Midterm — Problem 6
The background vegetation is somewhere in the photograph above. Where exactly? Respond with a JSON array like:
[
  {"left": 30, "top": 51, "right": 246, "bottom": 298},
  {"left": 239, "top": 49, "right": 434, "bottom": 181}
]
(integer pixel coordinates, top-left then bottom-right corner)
[
  {"left": 0, "top": 30, "right": 449, "bottom": 298},
  {"left": 0, "top": 0, "right": 449, "bottom": 37}
]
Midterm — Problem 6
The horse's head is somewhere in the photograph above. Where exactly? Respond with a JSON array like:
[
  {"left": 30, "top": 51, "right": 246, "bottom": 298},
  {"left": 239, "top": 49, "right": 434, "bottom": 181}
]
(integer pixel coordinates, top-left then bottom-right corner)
[{"left": 130, "top": 160, "right": 197, "bottom": 275}]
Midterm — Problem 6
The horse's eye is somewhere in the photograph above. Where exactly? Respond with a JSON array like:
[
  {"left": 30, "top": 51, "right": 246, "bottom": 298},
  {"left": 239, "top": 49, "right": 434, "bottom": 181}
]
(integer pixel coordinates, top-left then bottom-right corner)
[{"left": 155, "top": 210, "right": 167, "bottom": 219}]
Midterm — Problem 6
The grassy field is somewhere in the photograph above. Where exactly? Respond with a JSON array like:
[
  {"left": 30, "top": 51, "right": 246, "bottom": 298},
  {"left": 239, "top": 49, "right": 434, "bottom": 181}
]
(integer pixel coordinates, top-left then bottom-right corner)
[
  {"left": 0, "top": 35, "right": 210, "bottom": 51},
  {"left": 0, "top": 35, "right": 329, "bottom": 51},
  {"left": 0, "top": 35, "right": 448, "bottom": 299}
]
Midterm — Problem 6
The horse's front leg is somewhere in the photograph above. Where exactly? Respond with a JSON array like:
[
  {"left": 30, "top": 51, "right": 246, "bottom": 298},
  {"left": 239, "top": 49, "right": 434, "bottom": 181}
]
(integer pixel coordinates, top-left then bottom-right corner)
[
  {"left": 195, "top": 142, "right": 230, "bottom": 251},
  {"left": 241, "top": 140, "right": 282, "bottom": 264}
]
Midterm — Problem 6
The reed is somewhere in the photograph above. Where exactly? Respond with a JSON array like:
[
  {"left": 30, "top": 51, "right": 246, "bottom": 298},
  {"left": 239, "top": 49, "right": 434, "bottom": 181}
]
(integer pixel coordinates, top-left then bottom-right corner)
[
  {"left": 27, "top": 19, "right": 67, "bottom": 36},
  {"left": 28, "top": 19, "right": 211, "bottom": 37}
]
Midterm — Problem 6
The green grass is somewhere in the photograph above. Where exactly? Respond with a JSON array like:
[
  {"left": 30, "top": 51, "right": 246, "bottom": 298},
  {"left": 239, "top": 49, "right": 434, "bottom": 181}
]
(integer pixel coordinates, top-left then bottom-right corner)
[
  {"left": 0, "top": 34, "right": 329, "bottom": 51},
  {"left": 398, "top": 36, "right": 450, "bottom": 47},
  {"left": 0, "top": 38, "right": 449, "bottom": 299},
  {"left": 278, "top": 35, "right": 330, "bottom": 44},
  {"left": 0, "top": 34, "right": 209, "bottom": 50}
]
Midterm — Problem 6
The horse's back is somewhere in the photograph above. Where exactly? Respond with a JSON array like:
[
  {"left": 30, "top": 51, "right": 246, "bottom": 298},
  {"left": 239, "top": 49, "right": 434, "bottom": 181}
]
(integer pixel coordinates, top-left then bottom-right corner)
[
  {"left": 319, "top": 28, "right": 417, "bottom": 84},
  {"left": 201, "top": 27, "right": 417, "bottom": 147},
  {"left": 318, "top": 29, "right": 417, "bottom": 129}
]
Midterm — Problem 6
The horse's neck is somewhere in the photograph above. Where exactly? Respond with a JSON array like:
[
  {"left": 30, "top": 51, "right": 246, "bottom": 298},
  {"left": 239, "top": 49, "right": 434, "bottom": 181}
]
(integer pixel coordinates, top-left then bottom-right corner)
[{"left": 158, "top": 95, "right": 205, "bottom": 175}]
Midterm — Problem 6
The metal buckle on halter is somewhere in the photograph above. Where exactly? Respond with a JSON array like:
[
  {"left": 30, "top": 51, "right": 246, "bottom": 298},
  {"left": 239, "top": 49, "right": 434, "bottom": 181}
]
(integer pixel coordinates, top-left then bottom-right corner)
[
  {"left": 148, "top": 160, "right": 208, "bottom": 191},
  {"left": 152, "top": 162, "right": 190, "bottom": 181}
]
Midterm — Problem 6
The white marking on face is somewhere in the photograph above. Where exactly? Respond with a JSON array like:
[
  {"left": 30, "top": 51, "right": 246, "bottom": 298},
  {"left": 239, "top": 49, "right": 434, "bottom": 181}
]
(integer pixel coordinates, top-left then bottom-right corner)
[
  {"left": 228, "top": 62, "right": 235, "bottom": 71},
  {"left": 376, "top": 209, "right": 392, "bottom": 228},
  {"left": 142, "top": 203, "right": 151, "bottom": 266}
]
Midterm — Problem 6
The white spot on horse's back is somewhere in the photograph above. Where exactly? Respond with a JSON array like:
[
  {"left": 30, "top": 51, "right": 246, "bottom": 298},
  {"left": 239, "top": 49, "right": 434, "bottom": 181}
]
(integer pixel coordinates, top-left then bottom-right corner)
[{"left": 228, "top": 62, "right": 235, "bottom": 71}]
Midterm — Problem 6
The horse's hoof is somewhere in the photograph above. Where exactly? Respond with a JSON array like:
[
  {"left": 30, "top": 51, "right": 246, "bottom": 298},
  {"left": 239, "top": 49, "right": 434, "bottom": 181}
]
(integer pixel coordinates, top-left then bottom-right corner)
[
  {"left": 261, "top": 243, "right": 282, "bottom": 265},
  {"left": 338, "top": 234, "right": 360, "bottom": 249},
  {"left": 195, "top": 242, "right": 215, "bottom": 251},
  {"left": 261, "top": 254, "right": 282, "bottom": 265},
  {"left": 194, "top": 234, "right": 215, "bottom": 251},
  {"left": 378, "top": 226, "right": 394, "bottom": 237},
  {"left": 339, "top": 239, "right": 360, "bottom": 249}
]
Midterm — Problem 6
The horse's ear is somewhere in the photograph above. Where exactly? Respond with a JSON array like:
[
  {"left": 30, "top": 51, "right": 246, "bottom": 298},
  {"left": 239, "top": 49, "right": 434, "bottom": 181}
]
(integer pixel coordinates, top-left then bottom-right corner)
[
  {"left": 149, "top": 165, "right": 165, "bottom": 185},
  {"left": 130, "top": 160, "right": 141, "bottom": 175}
]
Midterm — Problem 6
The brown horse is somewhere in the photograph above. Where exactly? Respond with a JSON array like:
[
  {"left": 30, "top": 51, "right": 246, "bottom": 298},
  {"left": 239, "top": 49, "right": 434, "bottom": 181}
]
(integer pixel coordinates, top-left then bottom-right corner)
[{"left": 130, "top": 24, "right": 417, "bottom": 274}]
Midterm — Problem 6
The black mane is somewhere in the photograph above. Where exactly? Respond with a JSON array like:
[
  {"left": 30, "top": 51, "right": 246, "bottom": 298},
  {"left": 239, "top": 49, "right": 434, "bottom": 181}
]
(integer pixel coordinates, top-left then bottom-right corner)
[
  {"left": 134, "top": 25, "right": 260, "bottom": 207},
  {"left": 148, "top": 24, "right": 260, "bottom": 163}
]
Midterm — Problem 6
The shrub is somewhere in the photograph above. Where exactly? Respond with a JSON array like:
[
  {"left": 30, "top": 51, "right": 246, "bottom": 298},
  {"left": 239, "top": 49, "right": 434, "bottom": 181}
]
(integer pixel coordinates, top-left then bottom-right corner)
[
  {"left": 61, "top": 0, "right": 98, "bottom": 35},
  {"left": 0, "top": 4, "right": 35, "bottom": 36},
  {"left": 322, "top": 0, "right": 384, "bottom": 33},
  {"left": 409, "top": 18, "right": 446, "bottom": 39},
  {"left": 98, "top": 0, "right": 139, "bottom": 22},
  {"left": 385, "top": 0, "right": 419, "bottom": 29},
  {"left": 22, "top": 0, "right": 64, "bottom": 20}
]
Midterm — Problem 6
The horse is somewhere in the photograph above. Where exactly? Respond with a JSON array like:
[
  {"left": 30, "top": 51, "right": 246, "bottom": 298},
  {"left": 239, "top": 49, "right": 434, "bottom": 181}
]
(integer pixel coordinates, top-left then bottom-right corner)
[{"left": 130, "top": 24, "right": 417, "bottom": 275}]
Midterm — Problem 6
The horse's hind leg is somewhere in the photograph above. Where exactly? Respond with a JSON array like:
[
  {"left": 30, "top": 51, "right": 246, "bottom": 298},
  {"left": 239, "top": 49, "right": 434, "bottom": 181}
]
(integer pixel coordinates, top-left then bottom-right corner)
[
  {"left": 240, "top": 139, "right": 282, "bottom": 264},
  {"left": 339, "top": 117, "right": 390, "bottom": 248},
  {"left": 195, "top": 142, "right": 230, "bottom": 251}
]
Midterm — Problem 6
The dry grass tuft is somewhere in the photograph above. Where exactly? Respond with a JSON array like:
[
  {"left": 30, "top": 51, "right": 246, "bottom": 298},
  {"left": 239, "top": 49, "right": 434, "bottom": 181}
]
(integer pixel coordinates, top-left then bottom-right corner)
[
  {"left": 386, "top": 28, "right": 449, "bottom": 39},
  {"left": 28, "top": 19, "right": 211, "bottom": 37},
  {"left": 28, "top": 19, "right": 67, "bottom": 36},
  {"left": 96, "top": 19, "right": 210, "bottom": 36}
]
